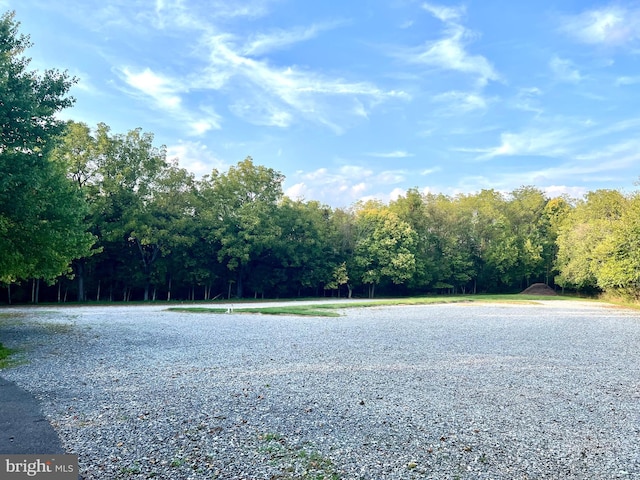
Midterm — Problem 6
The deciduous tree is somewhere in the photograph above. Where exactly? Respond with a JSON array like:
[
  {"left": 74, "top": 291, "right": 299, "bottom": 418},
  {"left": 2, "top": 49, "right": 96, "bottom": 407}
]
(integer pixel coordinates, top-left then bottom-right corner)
[{"left": 0, "top": 12, "right": 94, "bottom": 289}]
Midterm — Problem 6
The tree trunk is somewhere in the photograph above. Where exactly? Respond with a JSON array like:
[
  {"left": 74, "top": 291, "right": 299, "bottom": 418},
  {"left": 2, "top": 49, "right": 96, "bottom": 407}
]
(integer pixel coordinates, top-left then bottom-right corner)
[
  {"left": 96, "top": 280, "right": 101, "bottom": 302},
  {"left": 368, "top": 283, "right": 375, "bottom": 299},
  {"left": 7, "top": 283, "right": 11, "bottom": 305},
  {"left": 347, "top": 284, "right": 353, "bottom": 299},
  {"left": 31, "top": 278, "right": 40, "bottom": 304},
  {"left": 236, "top": 269, "right": 244, "bottom": 298},
  {"left": 76, "top": 259, "right": 85, "bottom": 302},
  {"left": 167, "top": 276, "right": 172, "bottom": 301}
]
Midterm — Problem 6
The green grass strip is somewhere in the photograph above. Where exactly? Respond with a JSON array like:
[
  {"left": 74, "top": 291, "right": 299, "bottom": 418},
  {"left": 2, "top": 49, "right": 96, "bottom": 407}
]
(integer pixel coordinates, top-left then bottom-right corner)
[{"left": 167, "top": 294, "right": 569, "bottom": 317}]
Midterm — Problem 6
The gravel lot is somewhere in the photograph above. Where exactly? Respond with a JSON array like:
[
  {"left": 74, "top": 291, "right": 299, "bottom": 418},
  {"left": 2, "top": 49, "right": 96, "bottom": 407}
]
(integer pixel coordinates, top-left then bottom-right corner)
[{"left": 1, "top": 300, "right": 639, "bottom": 479}]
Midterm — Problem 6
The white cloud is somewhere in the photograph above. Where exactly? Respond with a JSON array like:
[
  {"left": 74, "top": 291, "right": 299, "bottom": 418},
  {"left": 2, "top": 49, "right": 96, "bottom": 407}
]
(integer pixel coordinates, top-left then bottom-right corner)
[
  {"left": 478, "top": 128, "right": 572, "bottom": 160},
  {"left": 422, "top": 3, "right": 465, "bottom": 23},
  {"left": 242, "top": 22, "right": 342, "bottom": 56},
  {"left": 119, "top": 66, "right": 222, "bottom": 134},
  {"left": 166, "top": 140, "right": 228, "bottom": 177},
  {"left": 229, "top": 98, "right": 293, "bottom": 127},
  {"left": 339, "top": 165, "right": 374, "bottom": 178},
  {"left": 289, "top": 165, "right": 410, "bottom": 206},
  {"left": 107, "top": 3, "right": 406, "bottom": 134},
  {"left": 195, "top": 30, "right": 408, "bottom": 131},
  {"left": 389, "top": 187, "right": 407, "bottom": 201},
  {"left": 615, "top": 76, "right": 640, "bottom": 86},
  {"left": 513, "top": 87, "right": 543, "bottom": 114},
  {"left": 377, "top": 170, "right": 406, "bottom": 184},
  {"left": 412, "top": 31, "right": 499, "bottom": 86},
  {"left": 284, "top": 182, "right": 309, "bottom": 201},
  {"left": 549, "top": 56, "right": 583, "bottom": 83},
  {"left": 560, "top": 5, "right": 640, "bottom": 47},
  {"left": 402, "top": 3, "right": 500, "bottom": 87},
  {"left": 367, "top": 150, "right": 414, "bottom": 158},
  {"left": 121, "top": 67, "right": 182, "bottom": 109},
  {"left": 433, "top": 90, "right": 489, "bottom": 112},
  {"left": 543, "top": 185, "right": 588, "bottom": 199}
]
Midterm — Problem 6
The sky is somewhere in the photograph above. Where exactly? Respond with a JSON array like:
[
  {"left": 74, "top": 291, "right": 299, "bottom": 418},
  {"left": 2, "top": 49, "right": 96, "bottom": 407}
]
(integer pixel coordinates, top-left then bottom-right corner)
[{"left": 5, "top": 0, "right": 640, "bottom": 207}]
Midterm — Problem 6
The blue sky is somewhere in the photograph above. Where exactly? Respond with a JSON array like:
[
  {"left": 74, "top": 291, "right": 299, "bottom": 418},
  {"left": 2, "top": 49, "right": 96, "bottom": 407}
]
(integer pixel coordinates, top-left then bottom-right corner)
[{"left": 6, "top": 0, "right": 640, "bottom": 207}]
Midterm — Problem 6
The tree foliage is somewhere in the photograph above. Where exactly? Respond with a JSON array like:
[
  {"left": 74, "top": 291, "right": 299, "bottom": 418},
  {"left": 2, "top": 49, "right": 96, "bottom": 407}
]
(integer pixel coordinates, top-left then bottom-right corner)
[
  {"left": 0, "top": 12, "right": 94, "bottom": 285},
  {"left": 7, "top": 11, "right": 640, "bottom": 303}
]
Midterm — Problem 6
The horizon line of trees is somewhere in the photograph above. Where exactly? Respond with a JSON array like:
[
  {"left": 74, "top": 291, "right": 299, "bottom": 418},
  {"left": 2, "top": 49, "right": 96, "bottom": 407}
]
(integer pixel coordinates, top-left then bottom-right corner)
[{"left": 3, "top": 10, "right": 640, "bottom": 304}]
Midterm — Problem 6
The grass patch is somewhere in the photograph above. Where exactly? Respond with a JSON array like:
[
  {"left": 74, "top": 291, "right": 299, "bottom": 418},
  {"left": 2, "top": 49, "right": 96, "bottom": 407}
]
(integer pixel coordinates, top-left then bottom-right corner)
[
  {"left": 167, "top": 294, "right": 570, "bottom": 317},
  {"left": 0, "top": 342, "right": 19, "bottom": 369},
  {"left": 257, "top": 432, "right": 340, "bottom": 480},
  {"left": 167, "top": 305, "right": 342, "bottom": 317},
  {"left": 0, "top": 313, "right": 75, "bottom": 369}
]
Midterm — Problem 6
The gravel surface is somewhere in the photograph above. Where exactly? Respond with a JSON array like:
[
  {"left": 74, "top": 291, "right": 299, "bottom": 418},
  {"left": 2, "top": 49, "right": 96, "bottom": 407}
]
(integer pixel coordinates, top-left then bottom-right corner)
[{"left": 1, "top": 300, "right": 639, "bottom": 479}]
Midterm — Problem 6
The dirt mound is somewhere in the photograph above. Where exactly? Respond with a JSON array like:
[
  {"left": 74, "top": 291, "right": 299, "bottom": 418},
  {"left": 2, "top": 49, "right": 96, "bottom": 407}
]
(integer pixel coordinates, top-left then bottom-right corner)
[{"left": 520, "top": 283, "right": 557, "bottom": 295}]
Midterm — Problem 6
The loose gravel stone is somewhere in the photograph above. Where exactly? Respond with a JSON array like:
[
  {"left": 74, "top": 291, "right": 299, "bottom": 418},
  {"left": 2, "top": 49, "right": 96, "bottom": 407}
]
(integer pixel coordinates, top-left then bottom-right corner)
[{"left": 1, "top": 301, "right": 639, "bottom": 479}]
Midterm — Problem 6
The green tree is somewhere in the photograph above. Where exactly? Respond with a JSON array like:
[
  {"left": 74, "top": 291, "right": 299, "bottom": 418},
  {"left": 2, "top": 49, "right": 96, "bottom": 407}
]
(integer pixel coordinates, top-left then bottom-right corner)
[
  {"left": 325, "top": 261, "right": 348, "bottom": 297},
  {"left": 542, "top": 196, "right": 572, "bottom": 286},
  {"left": 352, "top": 202, "right": 417, "bottom": 298},
  {"left": 273, "top": 199, "right": 335, "bottom": 297},
  {"left": 389, "top": 189, "right": 436, "bottom": 291},
  {"left": 0, "top": 11, "right": 94, "bottom": 290},
  {"left": 458, "top": 190, "right": 518, "bottom": 291},
  {"left": 591, "top": 193, "right": 640, "bottom": 298},
  {"left": 199, "top": 157, "right": 284, "bottom": 298},
  {"left": 51, "top": 121, "right": 102, "bottom": 300},
  {"left": 555, "top": 190, "right": 627, "bottom": 292},
  {"left": 89, "top": 125, "right": 185, "bottom": 300},
  {"left": 506, "top": 186, "right": 549, "bottom": 288},
  {"left": 327, "top": 207, "right": 357, "bottom": 297},
  {"left": 425, "top": 193, "right": 476, "bottom": 293}
]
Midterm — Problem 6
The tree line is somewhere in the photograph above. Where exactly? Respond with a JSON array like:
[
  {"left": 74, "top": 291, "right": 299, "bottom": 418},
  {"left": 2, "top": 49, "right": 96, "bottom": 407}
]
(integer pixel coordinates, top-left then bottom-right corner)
[{"left": 2, "top": 11, "right": 640, "bottom": 303}]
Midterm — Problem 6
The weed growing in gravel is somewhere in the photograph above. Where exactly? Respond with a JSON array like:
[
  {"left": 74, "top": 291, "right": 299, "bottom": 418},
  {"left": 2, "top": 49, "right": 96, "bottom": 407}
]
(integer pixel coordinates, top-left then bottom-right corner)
[
  {"left": 257, "top": 432, "right": 340, "bottom": 479},
  {"left": 118, "top": 462, "right": 142, "bottom": 476}
]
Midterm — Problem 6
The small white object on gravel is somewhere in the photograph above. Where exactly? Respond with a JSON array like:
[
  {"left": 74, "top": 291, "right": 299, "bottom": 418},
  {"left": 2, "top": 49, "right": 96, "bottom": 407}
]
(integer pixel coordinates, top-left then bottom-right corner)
[{"left": 1, "top": 300, "right": 639, "bottom": 479}]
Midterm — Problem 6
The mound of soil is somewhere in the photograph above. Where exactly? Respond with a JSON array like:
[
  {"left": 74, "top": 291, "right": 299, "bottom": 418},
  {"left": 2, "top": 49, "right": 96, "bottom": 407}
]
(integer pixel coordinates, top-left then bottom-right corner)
[{"left": 520, "top": 283, "right": 557, "bottom": 295}]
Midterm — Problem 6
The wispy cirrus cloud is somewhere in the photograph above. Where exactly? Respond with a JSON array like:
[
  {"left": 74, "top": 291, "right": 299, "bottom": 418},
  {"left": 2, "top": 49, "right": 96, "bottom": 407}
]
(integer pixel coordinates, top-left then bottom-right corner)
[
  {"left": 119, "top": 66, "right": 222, "bottom": 135},
  {"left": 241, "top": 21, "right": 344, "bottom": 56},
  {"left": 473, "top": 127, "right": 574, "bottom": 160},
  {"left": 549, "top": 56, "right": 583, "bottom": 83},
  {"left": 193, "top": 31, "right": 409, "bottom": 131},
  {"left": 121, "top": 67, "right": 182, "bottom": 109},
  {"left": 422, "top": 3, "right": 465, "bottom": 23},
  {"left": 116, "top": 3, "right": 407, "bottom": 133},
  {"left": 615, "top": 75, "right": 640, "bottom": 86},
  {"left": 433, "top": 90, "right": 490, "bottom": 112},
  {"left": 367, "top": 150, "right": 414, "bottom": 158},
  {"left": 398, "top": 2, "right": 500, "bottom": 87},
  {"left": 513, "top": 87, "right": 543, "bottom": 114},
  {"left": 467, "top": 117, "right": 640, "bottom": 195},
  {"left": 559, "top": 4, "right": 640, "bottom": 47}
]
